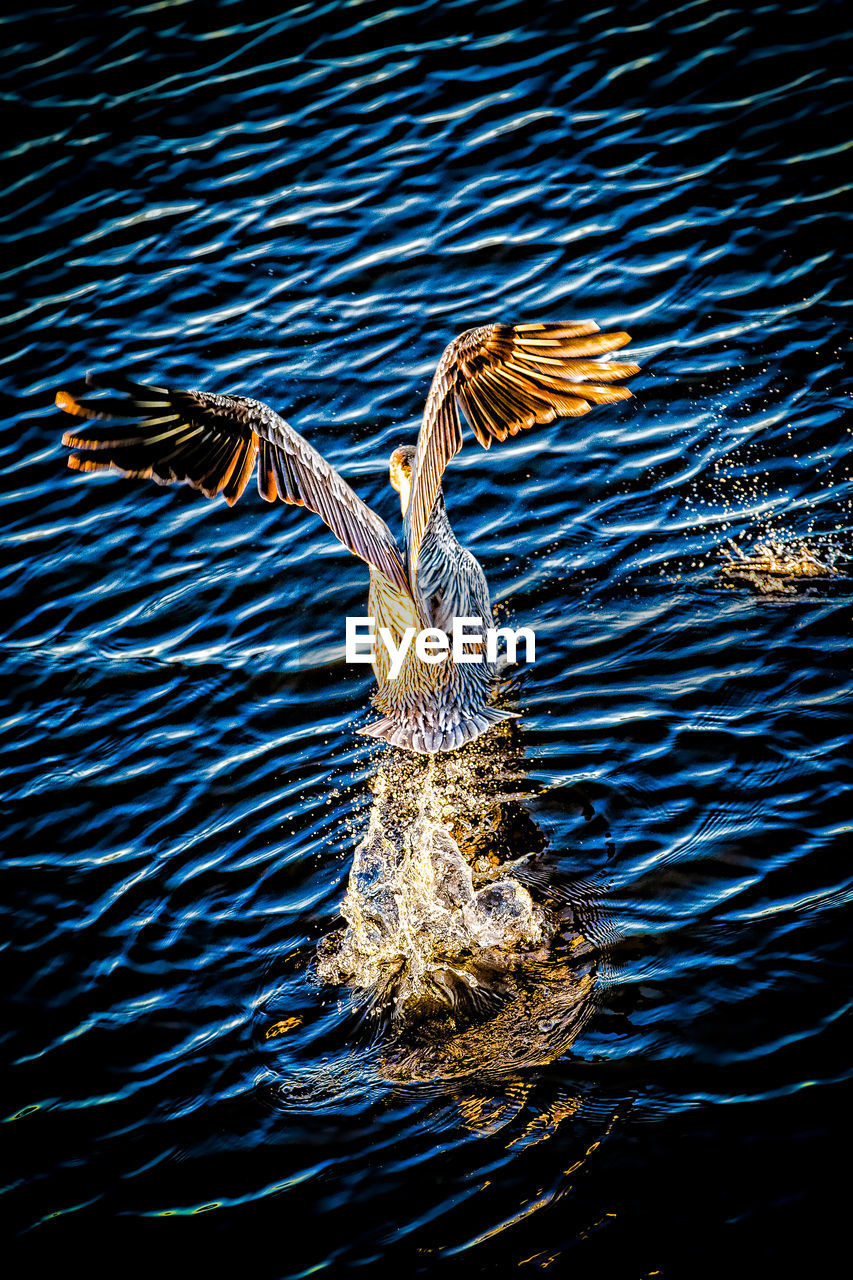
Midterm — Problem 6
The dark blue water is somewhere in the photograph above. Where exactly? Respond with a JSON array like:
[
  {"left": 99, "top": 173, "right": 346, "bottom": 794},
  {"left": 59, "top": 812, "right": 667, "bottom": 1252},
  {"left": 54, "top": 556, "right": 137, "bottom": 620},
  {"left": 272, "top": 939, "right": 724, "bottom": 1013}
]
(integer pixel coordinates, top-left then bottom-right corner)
[{"left": 3, "top": 1, "right": 851, "bottom": 1274}]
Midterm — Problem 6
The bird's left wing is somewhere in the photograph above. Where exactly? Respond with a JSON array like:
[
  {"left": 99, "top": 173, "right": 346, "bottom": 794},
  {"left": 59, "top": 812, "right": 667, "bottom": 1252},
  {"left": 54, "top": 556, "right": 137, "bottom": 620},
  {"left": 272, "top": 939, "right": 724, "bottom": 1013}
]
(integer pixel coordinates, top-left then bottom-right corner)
[
  {"left": 57, "top": 372, "right": 410, "bottom": 595},
  {"left": 405, "top": 321, "right": 639, "bottom": 584}
]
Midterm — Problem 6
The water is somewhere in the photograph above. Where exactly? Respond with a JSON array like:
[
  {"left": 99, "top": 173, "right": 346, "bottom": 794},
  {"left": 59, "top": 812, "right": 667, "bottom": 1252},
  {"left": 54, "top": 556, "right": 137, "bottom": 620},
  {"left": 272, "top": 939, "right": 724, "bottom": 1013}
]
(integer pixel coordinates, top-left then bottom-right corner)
[{"left": 2, "top": 1, "right": 851, "bottom": 1273}]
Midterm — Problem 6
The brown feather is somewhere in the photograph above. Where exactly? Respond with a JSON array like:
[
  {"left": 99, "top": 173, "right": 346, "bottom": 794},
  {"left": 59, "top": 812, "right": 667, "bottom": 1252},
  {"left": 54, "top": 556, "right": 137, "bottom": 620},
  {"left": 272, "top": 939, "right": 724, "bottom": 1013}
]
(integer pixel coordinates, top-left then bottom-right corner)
[
  {"left": 405, "top": 321, "right": 639, "bottom": 583},
  {"left": 57, "top": 375, "right": 410, "bottom": 595}
]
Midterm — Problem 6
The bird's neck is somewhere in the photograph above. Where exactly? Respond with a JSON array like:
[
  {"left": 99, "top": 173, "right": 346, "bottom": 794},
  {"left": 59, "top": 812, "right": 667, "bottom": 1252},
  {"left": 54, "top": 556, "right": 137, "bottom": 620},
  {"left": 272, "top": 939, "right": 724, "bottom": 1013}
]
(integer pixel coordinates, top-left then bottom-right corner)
[{"left": 424, "top": 489, "right": 454, "bottom": 540}]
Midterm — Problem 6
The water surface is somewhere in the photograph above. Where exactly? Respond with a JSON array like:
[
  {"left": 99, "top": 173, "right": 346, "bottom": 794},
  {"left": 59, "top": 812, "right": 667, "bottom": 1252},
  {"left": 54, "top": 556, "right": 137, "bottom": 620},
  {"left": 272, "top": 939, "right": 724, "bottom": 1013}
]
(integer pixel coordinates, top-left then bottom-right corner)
[{"left": 2, "top": 1, "right": 851, "bottom": 1274}]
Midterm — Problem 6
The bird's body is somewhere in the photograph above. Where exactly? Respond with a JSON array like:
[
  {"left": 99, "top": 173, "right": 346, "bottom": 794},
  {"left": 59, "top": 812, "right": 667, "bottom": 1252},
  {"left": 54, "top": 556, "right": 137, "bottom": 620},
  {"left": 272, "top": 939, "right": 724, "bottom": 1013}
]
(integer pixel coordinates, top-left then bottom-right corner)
[
  {"left": 57, "top": 321, "right": 638, "bottom": 753},
  {"left": 415, "top": 492, "right": 492, "bottom": 638}
]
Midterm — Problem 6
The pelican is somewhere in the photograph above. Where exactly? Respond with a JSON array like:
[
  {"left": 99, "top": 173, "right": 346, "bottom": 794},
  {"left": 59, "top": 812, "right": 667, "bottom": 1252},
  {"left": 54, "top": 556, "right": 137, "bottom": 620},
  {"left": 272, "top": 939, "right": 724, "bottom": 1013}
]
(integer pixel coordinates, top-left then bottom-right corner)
[{"left": 57, "top": 321, "right": 638, "bottom": 752}]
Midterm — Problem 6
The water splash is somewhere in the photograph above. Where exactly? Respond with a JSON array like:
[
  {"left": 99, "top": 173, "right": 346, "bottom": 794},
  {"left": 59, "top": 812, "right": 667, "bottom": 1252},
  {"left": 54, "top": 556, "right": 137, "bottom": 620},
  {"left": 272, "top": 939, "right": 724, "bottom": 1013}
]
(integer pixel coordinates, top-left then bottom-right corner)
[
  {"left": 717, "top": 535, "right": 847, "bottom": 594},
  {"left": 317, "top": 743, "right": 550, "bottom": 1022}
]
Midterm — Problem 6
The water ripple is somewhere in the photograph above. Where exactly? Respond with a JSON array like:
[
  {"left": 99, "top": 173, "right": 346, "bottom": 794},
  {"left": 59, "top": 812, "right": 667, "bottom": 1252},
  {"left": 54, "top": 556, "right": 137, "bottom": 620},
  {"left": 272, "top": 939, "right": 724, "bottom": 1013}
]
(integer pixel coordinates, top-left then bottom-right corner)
[{"left": 2, "top": 0, "right": 850, "bottom": 1272}]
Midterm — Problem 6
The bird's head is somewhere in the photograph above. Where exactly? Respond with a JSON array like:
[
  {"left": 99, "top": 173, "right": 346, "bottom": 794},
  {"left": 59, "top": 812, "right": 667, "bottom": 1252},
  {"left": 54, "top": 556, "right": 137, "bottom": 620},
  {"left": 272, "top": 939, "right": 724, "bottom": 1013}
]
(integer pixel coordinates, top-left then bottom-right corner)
[{"left": 389, "top": 445, "right": 416, "bottom": 518}]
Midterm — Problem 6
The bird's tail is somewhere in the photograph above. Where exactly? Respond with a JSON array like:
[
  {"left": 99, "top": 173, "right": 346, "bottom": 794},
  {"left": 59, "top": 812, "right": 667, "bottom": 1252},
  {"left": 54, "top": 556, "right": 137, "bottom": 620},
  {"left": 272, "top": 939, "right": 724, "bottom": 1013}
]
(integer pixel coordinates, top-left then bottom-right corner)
[{"left": 358, "top": 705, "right": 518, "bottom": 754}]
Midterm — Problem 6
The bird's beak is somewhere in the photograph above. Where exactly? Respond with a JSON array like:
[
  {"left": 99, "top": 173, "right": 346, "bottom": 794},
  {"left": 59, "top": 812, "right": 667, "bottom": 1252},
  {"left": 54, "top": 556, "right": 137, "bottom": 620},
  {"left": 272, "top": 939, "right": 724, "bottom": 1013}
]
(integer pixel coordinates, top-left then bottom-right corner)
[{"left": 397, "top": 471, "right": 411, "bottom": 518}]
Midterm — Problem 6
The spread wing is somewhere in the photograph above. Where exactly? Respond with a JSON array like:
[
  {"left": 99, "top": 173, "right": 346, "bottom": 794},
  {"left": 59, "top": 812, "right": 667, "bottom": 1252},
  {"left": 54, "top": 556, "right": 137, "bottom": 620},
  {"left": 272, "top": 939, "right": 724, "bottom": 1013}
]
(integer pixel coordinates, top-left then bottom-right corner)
[
  {"left": 405, "top": 321, "right": 639, "bottom": 583},
  {"left": 57, "top": 372, "right": 410, "bottom": 595}
]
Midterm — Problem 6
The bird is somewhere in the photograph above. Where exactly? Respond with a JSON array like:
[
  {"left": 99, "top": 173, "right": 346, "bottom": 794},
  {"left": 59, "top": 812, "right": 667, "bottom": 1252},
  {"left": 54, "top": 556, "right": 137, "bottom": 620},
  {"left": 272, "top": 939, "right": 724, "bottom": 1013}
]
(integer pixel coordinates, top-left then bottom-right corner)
[{"left": 56, "top": 321, "right": 639, "bottom": 753}]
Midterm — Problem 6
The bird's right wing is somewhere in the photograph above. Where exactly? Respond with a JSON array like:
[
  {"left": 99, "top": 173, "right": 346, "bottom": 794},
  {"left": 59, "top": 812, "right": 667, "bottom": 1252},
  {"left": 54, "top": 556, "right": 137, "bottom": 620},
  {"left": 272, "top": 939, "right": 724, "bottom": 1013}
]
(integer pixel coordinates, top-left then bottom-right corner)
[
  {"left": 405, "top": 321, "right": 639, "bottom": 583},
  {"left": 57, "top": 372, "right": 411, "bottom": 596}
]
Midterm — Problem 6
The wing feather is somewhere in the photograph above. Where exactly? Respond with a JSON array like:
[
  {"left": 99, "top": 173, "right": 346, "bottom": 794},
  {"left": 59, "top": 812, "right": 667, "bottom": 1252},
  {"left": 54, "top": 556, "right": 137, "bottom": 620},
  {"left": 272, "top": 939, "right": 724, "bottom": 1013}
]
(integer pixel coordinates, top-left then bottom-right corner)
[
  {"left": 58, "top": 374, "right": 409, "bottom": 595},
  {"left": 405, "top": 321, "right": 639, "bottom": 582}
]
